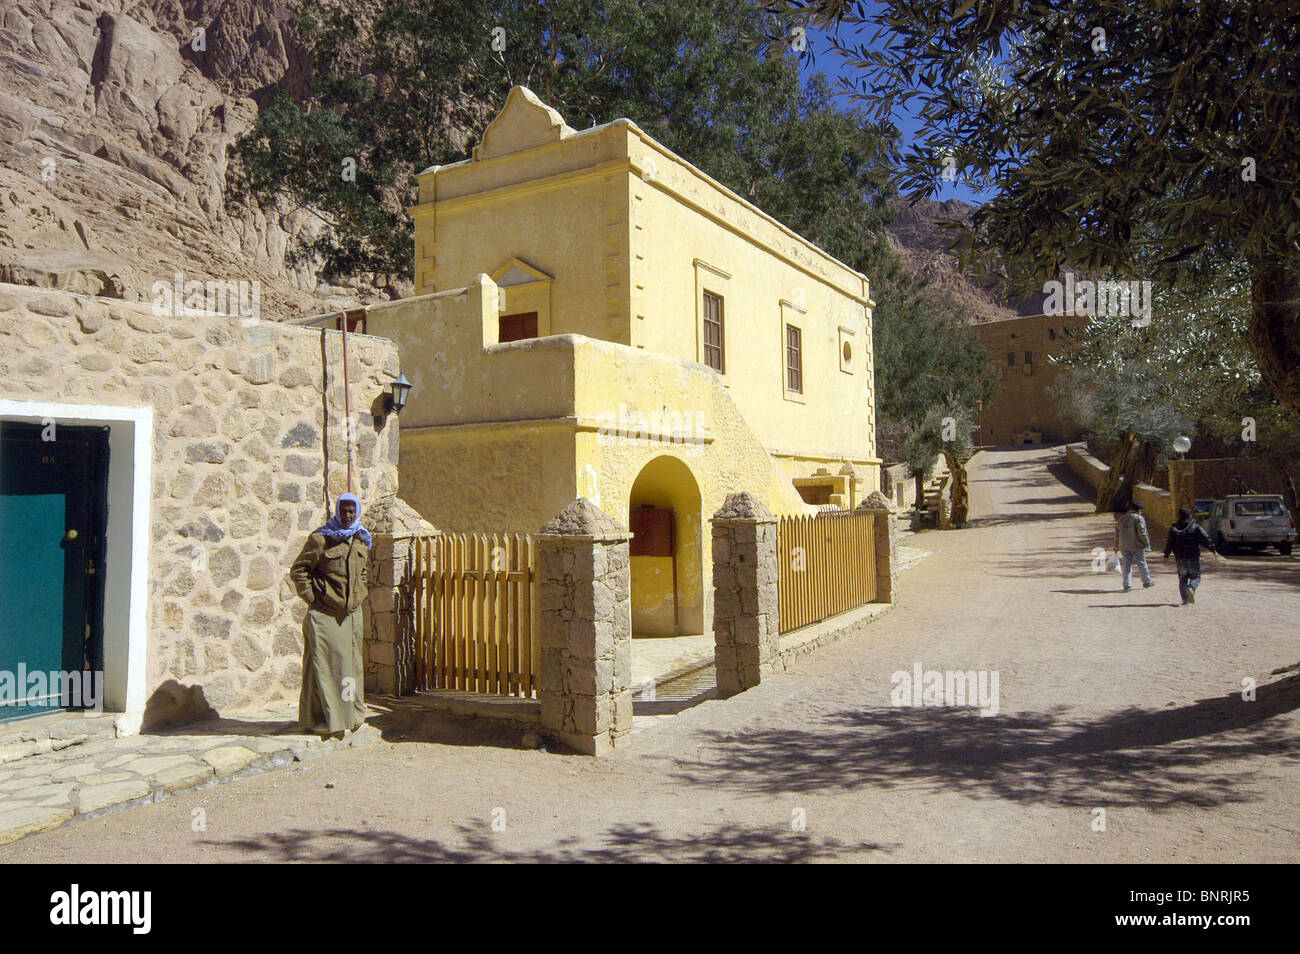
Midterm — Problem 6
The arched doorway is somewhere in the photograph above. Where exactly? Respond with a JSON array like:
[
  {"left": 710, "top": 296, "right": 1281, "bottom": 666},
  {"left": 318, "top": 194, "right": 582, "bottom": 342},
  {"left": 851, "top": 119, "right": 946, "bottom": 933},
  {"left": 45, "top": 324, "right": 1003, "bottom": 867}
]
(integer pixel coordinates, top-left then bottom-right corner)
[{"left": 628, "top": 456, "right": 704, "bottom": 637}]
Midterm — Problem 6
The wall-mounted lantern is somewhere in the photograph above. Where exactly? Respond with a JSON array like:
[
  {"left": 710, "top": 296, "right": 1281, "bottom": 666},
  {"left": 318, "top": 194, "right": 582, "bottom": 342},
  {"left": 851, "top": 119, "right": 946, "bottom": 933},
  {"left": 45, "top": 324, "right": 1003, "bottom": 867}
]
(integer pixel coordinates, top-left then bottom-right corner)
[{"left": 388, "top": 372, "right": 412, "bottom": 415}]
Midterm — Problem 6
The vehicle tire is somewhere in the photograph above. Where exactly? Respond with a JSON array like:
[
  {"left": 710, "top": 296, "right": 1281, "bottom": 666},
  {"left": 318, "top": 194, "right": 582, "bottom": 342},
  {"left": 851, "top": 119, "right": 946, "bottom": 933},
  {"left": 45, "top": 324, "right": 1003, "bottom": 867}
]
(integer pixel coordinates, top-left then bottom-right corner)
[
  {"left": 1216, "top": 533, "right": 1234, "bottom": 556},
  {"left": 1280, "top": 543, "right": 1293, "bottom": 556}
]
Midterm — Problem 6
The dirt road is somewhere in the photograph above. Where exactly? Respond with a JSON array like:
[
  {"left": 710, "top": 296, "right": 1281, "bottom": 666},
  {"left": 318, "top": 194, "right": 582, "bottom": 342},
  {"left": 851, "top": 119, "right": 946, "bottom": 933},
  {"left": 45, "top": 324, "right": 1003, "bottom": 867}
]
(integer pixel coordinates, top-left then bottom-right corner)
[{"left": 5, "top": 446, "right": 1298, "bottom": 862}]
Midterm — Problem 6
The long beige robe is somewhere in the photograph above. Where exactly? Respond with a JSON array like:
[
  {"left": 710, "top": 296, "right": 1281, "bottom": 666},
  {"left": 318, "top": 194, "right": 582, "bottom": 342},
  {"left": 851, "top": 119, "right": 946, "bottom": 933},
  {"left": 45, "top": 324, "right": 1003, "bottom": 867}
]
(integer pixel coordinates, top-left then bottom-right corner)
[{"left": 290, "top": 532, "right": 369, "bottom": 734}]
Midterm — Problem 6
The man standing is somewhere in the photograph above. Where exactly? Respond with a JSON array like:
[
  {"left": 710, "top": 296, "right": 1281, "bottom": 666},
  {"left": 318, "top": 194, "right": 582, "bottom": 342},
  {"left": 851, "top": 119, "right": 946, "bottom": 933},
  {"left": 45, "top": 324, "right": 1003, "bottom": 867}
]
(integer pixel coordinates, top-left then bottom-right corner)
[
  {"left": 1114, "top": 501, "right": 1156, "bottom": 592},
  {"left": 1163, "top": 507, "right": 1219, "bottom": 605},
  {"left": 290, "top": 492, "right": 370, "bottom": 738}
]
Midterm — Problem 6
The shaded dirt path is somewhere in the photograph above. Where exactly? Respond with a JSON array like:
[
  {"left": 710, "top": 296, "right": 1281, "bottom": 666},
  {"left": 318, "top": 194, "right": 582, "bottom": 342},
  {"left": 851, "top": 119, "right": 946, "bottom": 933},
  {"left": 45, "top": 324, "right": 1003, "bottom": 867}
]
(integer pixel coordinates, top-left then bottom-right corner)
[{"left": 5, "top": 446, "right": 1298, "bottom": 862}]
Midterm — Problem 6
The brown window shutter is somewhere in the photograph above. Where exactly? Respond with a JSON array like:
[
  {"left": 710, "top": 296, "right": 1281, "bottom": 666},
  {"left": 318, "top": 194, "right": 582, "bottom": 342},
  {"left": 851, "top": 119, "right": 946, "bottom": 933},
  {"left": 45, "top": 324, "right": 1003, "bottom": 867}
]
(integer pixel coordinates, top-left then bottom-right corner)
[
  {"left": 499, "top": 311, "right": 539, "bottom": 343},
  {"left": 702, "top": 292, "right": 725, "bottom": 372},
  {"left": 786, "top": 324, "right": 802, "bottom": 393}
]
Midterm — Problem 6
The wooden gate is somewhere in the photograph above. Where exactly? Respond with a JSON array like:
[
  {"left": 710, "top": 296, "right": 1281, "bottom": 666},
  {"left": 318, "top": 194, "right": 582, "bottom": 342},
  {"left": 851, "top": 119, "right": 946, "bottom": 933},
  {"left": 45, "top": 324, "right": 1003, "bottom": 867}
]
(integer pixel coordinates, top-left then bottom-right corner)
[
  {"left": 412, "top": 533, "right": 538, "bottom": 697},
  {"left": 776, "top": 511, "right": 877, "bottom": 634}
]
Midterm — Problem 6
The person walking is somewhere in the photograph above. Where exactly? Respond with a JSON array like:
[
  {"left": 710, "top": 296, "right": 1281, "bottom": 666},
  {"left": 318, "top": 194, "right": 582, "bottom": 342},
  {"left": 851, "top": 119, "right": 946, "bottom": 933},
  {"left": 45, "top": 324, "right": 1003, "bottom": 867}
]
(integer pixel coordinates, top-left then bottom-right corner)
[
  {"left": 1114, "top": 500, "right": 1155, "bottom": 592},
  {"left": 290, "top": 492, "right": 370, "bottom": 738},
  {"left": 1163, "top": 507, "right": 1219, "bottom": 605}
]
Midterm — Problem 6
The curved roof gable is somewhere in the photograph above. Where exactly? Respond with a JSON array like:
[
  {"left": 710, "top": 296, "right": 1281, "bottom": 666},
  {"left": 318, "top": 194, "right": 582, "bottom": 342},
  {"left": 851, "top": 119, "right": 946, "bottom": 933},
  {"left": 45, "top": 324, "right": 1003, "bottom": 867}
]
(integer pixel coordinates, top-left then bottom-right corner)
[{"left": 472, "top": 86, "right": 576, "bottom": 162}]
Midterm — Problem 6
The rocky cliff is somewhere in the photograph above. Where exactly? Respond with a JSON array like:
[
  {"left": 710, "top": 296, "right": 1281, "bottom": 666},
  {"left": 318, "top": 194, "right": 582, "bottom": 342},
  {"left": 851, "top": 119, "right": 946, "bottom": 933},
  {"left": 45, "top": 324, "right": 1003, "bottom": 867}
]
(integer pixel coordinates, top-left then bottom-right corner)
[
  {"left": 887, "top": 197, "right": 1042, "bottom": 323},
  {"left": 0, "top": 0, "right": 384, "bottom": 318}
]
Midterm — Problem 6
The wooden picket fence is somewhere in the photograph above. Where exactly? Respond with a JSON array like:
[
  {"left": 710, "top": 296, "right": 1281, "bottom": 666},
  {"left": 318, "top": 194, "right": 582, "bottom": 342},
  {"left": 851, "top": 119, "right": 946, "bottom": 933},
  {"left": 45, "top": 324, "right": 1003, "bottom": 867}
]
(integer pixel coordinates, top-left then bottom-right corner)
[
  {"left": 776, "top": 511, "right": 877, "bottom": 634},
  {"left": 411, "top": 533, "right": 539, "bottom": 697}
]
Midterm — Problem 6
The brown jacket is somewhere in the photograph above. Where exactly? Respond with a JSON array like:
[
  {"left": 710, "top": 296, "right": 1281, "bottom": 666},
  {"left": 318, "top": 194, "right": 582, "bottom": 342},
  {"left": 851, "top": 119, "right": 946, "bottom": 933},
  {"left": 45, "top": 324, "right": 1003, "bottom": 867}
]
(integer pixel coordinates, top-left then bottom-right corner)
[{"left": 290, "top": 532, "right": 369, "bottom": 616}]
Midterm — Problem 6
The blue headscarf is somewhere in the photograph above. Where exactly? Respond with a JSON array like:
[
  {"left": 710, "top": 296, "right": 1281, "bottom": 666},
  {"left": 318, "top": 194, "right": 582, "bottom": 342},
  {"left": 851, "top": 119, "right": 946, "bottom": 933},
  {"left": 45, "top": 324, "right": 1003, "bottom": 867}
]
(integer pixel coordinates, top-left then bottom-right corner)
[{"left": 316, "top": 492, "right": 372, "bottom": 548}]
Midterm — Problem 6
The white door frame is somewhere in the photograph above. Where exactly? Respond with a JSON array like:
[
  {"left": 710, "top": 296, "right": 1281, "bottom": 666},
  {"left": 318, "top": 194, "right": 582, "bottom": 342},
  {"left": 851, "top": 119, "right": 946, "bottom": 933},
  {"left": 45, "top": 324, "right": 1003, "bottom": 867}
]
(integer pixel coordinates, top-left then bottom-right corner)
[{"left": 0, "top": 400, "right": 153, "bottom": 735}]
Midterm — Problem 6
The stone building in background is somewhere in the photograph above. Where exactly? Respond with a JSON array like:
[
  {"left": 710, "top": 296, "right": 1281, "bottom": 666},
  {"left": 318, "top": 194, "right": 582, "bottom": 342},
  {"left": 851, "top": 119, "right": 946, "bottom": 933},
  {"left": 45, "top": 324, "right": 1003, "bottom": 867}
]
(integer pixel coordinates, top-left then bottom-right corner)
[{"left": 972, "top": 312, "right": 1088, "bottom": 446}]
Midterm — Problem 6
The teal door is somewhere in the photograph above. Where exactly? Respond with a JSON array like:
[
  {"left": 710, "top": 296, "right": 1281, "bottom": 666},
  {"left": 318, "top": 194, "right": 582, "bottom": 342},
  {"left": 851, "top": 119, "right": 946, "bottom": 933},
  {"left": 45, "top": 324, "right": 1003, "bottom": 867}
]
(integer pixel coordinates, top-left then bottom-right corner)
[{"left": 0, "top": 422, "right": 109, "bottom": 721}]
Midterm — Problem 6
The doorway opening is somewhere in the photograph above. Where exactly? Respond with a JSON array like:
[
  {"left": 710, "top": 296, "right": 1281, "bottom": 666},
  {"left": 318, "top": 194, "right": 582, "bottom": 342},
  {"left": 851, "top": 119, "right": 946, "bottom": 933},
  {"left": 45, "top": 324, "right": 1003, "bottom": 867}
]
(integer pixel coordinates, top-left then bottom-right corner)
[
  {"left": 628, "top": 456, "right": 703, "bottom": 637},
  {"left": 0, "top": 421, "right": 109, "bottom": 721}
]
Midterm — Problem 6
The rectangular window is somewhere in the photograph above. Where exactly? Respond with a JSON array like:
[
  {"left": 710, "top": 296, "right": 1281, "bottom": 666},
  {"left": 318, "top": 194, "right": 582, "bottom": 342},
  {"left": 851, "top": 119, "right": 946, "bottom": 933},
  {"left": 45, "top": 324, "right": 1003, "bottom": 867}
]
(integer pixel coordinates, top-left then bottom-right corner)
[
  {"left": 702, "top": 291, "right": 725, "bottom": 372},
  {"left": 499, "top": 311, "right": 538, "bottom": 343},
  {"left": 1025, "top": 350, "right": 1033, "bottom": 364},
  {"left": 1006, "top": 352, "right": 1015, "bottom": 365},
  {"left": 785, "top": 324, "right": 803, "bottom": 393}
]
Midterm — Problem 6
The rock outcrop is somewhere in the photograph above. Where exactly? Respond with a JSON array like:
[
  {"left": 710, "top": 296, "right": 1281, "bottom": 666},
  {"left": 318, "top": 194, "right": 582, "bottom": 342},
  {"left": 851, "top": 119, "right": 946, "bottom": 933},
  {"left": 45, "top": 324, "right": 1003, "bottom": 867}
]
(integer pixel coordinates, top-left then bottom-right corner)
[{"left": 0, "top": 0, "right": 390, "bottom": 317}]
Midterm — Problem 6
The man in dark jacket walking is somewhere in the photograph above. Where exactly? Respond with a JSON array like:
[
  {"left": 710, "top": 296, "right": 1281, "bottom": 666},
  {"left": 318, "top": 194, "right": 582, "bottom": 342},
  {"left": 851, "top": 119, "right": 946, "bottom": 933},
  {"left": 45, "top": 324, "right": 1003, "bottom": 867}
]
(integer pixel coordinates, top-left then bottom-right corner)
[{"left": 1163, "top": 508, "right": 1218, "bottom": 605}]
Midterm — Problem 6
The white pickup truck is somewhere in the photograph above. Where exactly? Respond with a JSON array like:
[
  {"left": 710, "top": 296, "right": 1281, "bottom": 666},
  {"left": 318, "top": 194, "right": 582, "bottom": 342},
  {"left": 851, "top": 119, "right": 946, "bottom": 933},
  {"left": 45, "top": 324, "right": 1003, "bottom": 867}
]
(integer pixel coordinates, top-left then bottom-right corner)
[{"left": 1206, "top": 495, "right": 1296, "bottom": 555}]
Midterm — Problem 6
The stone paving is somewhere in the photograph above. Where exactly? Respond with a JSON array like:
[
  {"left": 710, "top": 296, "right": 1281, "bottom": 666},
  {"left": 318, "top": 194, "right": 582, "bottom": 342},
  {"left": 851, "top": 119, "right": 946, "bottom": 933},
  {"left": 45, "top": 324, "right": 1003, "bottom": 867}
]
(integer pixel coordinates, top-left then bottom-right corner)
[{"left": 0, "top": 706, "right": 380, "bottom": 845}]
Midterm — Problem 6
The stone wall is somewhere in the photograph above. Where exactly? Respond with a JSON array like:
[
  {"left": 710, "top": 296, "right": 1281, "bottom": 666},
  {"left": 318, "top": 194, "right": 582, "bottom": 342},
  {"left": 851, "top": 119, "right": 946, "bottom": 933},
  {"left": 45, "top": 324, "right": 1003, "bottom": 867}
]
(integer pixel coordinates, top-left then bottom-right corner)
[
  {"left": 1066, "top": 443, "right": 1173, "bottom": 538},
  {"left": 1065, "top": 443, "right": 1107, "bottom": 490},
  {"left": 710, "top": 492, "right": 780, "bottom": 696},
  {"left": 0, "top": 283, "right": 402, "bottom": 726},
  {"left": 1163, "top": 457, "right": 1300, "bottom": 502},
  {"left": 536, "top": 499, "right": 633, "bottom": 756},
  {"left": 1132, "top": 483, "right": 1175, "bottom": 541}
]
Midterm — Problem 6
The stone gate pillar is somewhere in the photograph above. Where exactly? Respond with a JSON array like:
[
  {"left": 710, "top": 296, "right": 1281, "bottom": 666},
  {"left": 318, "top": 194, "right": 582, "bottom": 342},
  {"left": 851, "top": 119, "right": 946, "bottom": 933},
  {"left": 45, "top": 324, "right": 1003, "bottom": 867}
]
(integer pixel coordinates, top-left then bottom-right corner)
[
  {"left": 536, "top": 499, "right": 633, "bottom": 755},
  {"left": 710, "top": 492, "right": 779, "bottom": 697},
  {"left": 857, "top": 491, "right": 898, "bottom": 606}
]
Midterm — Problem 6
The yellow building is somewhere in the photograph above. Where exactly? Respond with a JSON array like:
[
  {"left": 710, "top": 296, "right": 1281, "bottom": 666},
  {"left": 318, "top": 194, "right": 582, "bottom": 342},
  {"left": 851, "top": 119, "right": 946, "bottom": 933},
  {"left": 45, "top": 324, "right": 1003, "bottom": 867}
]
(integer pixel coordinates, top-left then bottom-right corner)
[{"left": 366, "top": 87, "right": 880, "bottom": 637}]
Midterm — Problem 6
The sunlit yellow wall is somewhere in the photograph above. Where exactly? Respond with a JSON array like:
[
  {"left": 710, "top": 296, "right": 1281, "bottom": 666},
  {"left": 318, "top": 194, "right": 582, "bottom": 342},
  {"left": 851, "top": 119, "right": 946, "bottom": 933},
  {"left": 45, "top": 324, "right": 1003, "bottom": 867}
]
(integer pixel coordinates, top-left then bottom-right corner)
[
  {"left": 363, "top": 276, "right": 581, "bottom": 531},
  {"left": 400, "top": 425, "right": 577, "bottom": 533},
  {"left": 365, "top": 275, "right": 813, "bottom": 635},
  {"left": 623, "top": 134, "right": 880, "bottom": 494},
  {"left": 407, "top": 86, "right": 881, "bottom": 497},
  {"left": 412, "top": 88, "right": 632, "bottom": 345},
  {"left": 569, "top": 335, "right": 812, "bottom": 635}
]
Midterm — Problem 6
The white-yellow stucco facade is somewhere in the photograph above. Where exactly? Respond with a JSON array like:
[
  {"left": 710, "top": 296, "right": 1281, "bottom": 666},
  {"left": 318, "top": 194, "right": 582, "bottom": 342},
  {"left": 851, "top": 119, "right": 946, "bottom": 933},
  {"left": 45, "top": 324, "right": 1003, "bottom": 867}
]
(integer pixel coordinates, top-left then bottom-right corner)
[{"left": 371, "top": 87, "right": 881, "bottom": 636}]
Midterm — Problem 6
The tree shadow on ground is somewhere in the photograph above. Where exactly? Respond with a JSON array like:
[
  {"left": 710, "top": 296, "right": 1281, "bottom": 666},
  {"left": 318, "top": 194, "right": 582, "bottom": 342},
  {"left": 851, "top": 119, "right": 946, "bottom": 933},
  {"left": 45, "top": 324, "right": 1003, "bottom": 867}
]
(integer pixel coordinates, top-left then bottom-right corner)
[
  {"left": 968, "top": 509, "right": 1095, "bottom": 530},
  {"left": 1215, "top": 552, "right": 1300, "bottom": 592},
  {"left": 665, "top": 674, "right": 1300, "bottom": 811},
  {"left": 202, "top": 821, "right": 891, "bottom": 863}
]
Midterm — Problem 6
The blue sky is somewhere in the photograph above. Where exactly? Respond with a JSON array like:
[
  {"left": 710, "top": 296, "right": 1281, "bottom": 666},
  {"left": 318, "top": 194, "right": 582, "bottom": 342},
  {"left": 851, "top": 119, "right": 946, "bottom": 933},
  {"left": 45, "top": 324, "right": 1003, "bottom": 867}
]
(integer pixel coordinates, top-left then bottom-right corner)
[{"left": 794, "top": 21, "right": 987, "bottom": 206}]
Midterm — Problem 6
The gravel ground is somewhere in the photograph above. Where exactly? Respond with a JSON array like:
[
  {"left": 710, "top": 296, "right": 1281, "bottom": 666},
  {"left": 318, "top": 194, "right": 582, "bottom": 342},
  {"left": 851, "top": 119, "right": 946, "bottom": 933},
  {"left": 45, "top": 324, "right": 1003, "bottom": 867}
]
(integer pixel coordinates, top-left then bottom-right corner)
[{"left": 4, "top": 445, "right": 1297, "bottom": 863}]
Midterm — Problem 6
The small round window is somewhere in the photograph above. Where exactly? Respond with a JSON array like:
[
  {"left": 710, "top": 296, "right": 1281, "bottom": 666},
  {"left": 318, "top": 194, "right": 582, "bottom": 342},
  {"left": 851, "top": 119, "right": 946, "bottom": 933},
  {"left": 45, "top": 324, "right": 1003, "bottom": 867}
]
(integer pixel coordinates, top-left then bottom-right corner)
[{"left": 842, "top": 341, "right": 852, "bottom": 363}]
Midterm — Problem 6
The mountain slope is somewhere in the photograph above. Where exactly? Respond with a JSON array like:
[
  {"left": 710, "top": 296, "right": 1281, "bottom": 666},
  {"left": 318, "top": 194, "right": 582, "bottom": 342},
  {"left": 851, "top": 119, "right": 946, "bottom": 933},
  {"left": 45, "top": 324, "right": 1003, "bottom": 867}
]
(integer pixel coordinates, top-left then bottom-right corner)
[
  {"left": 0, "top": 0, "right": 392, "bottom": 316},
  {"left": 887, "top": 197, "right": 1042, "bottom": 322}
]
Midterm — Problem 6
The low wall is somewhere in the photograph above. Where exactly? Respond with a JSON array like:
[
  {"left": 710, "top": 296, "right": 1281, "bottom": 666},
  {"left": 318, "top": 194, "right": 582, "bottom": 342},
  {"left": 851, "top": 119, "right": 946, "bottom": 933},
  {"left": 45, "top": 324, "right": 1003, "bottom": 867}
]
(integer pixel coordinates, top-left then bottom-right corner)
[
  {"left": 1066, "top": 444, "right": 1173, "bottom": 539},
  {"left": 1065, "top": 443, "right": 1107, "bottom": 490},
  {"left": 880, "top": 459, "right": 944, "bottom": 510},
  {"left": 1132, "top": 483, "right": 1174, "bottom": 541},
  {"left": 1182, "top": 457, "right": 1299, "bottom": 500}
]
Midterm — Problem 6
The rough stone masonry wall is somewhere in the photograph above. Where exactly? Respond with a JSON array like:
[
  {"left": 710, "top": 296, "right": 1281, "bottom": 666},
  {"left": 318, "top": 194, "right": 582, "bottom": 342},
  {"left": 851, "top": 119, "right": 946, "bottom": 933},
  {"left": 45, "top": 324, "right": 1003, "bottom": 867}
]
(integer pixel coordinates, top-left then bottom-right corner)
[
  {"left": 710, "top": 492, "right": 780, "bottom": 697},
  {"left": 0, "top": 283, "right": 401, "bottom": 724},
  {"left": 536, "top": 499, "right": 633, "bottom": 756}
]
